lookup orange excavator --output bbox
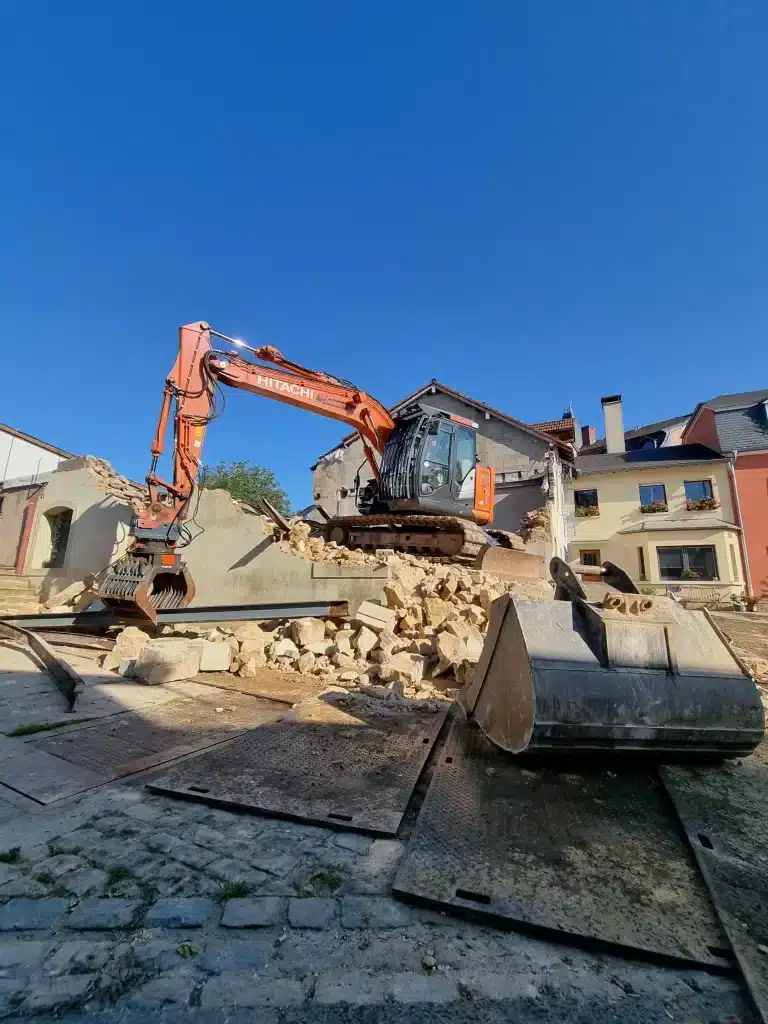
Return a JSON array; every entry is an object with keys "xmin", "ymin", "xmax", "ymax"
[{"xmin": 98, "ymin": 321, "xmax": 525, "ymax": 621}]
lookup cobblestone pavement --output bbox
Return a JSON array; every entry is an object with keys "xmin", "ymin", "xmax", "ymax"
[{"xmin": 0, "ymin": 778, "xmax": 754, "ymax": 1022}]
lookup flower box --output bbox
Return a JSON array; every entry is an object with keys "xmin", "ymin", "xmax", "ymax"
[
  {"xmin": 639, "ymin": 501, "xmax": 668, "ymax": 514},
  {"xmin": 575, "ymin": 505, "xmax": 599, "ymax": 518},
  {"xmin": 685, "ymin": 498, "xmax": 721, "ymax": 512}
]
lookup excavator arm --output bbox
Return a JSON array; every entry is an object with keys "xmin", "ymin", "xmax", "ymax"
[{"xmin": 141, "ymin": 321, "xmax": 396, "ymax": 531}]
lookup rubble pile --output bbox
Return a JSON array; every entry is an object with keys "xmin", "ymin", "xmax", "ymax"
[
  {"xmin": 83, "ymin": 456, "xmax": 148, "ymax": 516},
  {"xmin": 519, "ymin": 505, "xmax": 551, "ymax": 543},
  {"xmin": 103, "ymin": 526, "xmax": 551, "ymax": 700}
]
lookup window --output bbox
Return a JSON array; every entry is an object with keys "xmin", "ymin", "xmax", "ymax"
[
  {"xmin": 421, "ymin": 427, "xmax": 452, "ymax": 494},
  {"xmin": 580, "ymin": 549, "xmax": 602, "ymax": 580},
  {"xmin": 657, "ymin": 545, "xmax": 718, "ymax": 581},
  {"xmin": 637, "ymin": 547, "xmax": 646, "ymax": 581},
  {"xmin": 574, "ymin": 488, "xmax": 599, "ymax": 517},
  {"xmin": 684, "ymin": 479, "xmax": 719, "ymax": 511},
  {"xmin": 454, "ymin": 426, "xmax": 476, "ymax": 483},
  {"xmin": 684, "ymin": 480, "xmax": 712, "ymax": 502},
  {"xmin": 639, "ymin": 484, "xmax": 667, "ymax": 512}
]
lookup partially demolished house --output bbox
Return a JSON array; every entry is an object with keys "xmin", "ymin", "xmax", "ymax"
[
  {"xmin": 311, "ymin": 380, "xmax": 577, "ymax": 558},
  {"xmin": 0, "ymin": 427, "xmax": 146, "ymax": 605}
]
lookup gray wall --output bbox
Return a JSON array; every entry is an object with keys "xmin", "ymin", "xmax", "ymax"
[
  {"xmin": 312, "ymin": 388, "xmax": 552, "ymax": 531},
  {"xmin": 182, "ymin": 489, "xmax": 388, "ymax": 613}
]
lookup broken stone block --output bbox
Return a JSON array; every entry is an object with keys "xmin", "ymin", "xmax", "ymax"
[
  {"xmin": 304, "ymin": 641, "xmax": 334, "ymax": 656},
  {"xmin": 233, "ymin": 622, "xmax": 269, "ymax": 643},
  {"xmin": 378, "ymin": 653, "xmax": 427, "ymax": 687},
  {"xmin": 297, "ymin": 651, "xmax": 316, "ymax": 674},
  {"xmin": 383, "ymin": 582, "xmax": 408, "ymax": 609},
  {"xmin": 455, "ymin": 661, "xmax": 475, "ymax": 686},
  {"xmin": 390, "ymin": 563, "xmax": 426, "ymax": 592},
  {"xmin": 239, "ymin": 634, "xmax": 267, "ymax": 659},
  {"xmin": 352, "ymin": 626, "xmax": 378, "ymax": 655},
  {"xmin": 117, "ymin": 659, "xmax": 136, "ymax": 678},
  {"xmin": 333, "ymin": 636, "xmax": 352, "ymax": 656},
  {"xmin": 324, "ymin": 621, "xmax": 339, "ymax": 636},
  {"xmin": 238, "ymin": 652, "xmax": 266, "ymax": 676},
  {"xmin": 423, "ymin": 597, "xmax": 451, "ymax": 627},
  {"xmin": 332, "ymin": 651, "xmax": 359, "ymax": 671},
  {"xmin": 465, "ymin": 605, "xmax": 486, "ymax": 628},
  {"xmin": 435, "ymin": 632, "xmax": 466, "ymax": 676},
  {"xmin": 445, "ymin": 619, "xmax": 484, "ymax": 646},
  {"xmin": 408, "ymin": 637, "xmax": 436, "ymax": 657},
  {"xmin": 337, "ymin": 670, "xmax": 359, "ymax": 685},
  {"xmin": 270, "ymin": 638, "xmax": 300, "ymax": 661},
  {"xmin": 464, "ymin": 635, "xmax": 484, "ymax": 663},
  {"xmin": 354, "ymin": 601, "xmax": 397, "ymax": 634},
  {"xmin": 195, "ymin": 640, "xmax": 232, "ymax": 672},
  {"xmin": 291, "ymin": 618, "xmax": 326, "ymax": 647},
  {"xmin": 134, "ymin": 643, "xmax": 201, "ymax": 685},
  {"xmin": 478, "ymin": 586, "xmax": 502, "ymax": 615},
  {"xmin": 102, "ymin": 625, "xmax": 152, "ymax": 671}
]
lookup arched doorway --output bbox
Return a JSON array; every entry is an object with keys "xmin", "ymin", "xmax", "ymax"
[{"xmin": 43, "ymin": 507, "xmax": 73, "ymax": 569}]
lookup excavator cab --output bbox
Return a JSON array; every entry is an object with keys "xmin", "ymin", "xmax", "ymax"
[{"xmin": 362, "ymin": 405, "xmax": 494, "ymax": 524}]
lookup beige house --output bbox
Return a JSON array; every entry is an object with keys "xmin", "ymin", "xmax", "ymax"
[{"xmin": 569, "ymin": 396, "xmax": 745, "ymax": 598}]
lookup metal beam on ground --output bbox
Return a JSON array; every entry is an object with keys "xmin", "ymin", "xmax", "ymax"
[{"xmin": 0, "ymin": 601, "xmax": 349, "ymax": 632}]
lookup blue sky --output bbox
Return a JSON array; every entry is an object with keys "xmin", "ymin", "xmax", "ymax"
[{"xmin": 2, "ymin": 2, "xmax": 767, "ymax": 508}]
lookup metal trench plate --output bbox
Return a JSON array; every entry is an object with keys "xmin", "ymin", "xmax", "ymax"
[
  {"xmin": 15, "ymin": 696, "xmax": 285, "ymax": 803},
  {"xmin": 393, "ymin": 719, "xmax": 730, "ymax": 967},
  {"xmin": 661, "ymin": 740, "xmax": 768, "ymax": 1021},
  {"xmin": 148, "ymin": 703, "xmax": 448, "ymax": 835}
]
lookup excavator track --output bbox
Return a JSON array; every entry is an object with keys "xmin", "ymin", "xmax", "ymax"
[{"xmin": 325, "ymin": 514, "xmax": 489, "ymax": 561}]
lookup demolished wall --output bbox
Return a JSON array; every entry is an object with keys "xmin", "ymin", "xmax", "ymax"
[
  {"xmin": 25, "ymin": 458, "xmax": 138, "ymax": 602},
  {"xmin": 107, "ymin": 516, "xmax": 552, "ymax": 700},
  {"xmin": 179, "ymin": 489, "xmax": 390, "ymax": 613}
]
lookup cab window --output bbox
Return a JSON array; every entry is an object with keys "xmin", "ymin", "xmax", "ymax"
[
  {"xmin": 454, "ymin": 426, "xmax": 476, "ymax": 482},
  {"xmin": 421, "ymin": 427, "xmax": 452, "ymax": 493}
]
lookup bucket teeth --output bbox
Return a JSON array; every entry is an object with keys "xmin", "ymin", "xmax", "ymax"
[{"xmin": 97, "ymin": 556, "xmax": 195, "ymax": 624}]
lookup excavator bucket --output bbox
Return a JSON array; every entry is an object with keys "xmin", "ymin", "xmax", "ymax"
[
  {"xmin": 457, "ymin": 558, "xmax": 764, "ymax": 758},
  {"xmin": 473, "ymin": 543, "xmax": 545, "ymax": 581},
  {"xmin": 97, "ymin": 552, "xmax": 195, "ymax": 624}
]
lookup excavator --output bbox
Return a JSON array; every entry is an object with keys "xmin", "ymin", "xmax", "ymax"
[{"xmin": 97, "ymin": 320, "xmax": 536, "ymax": 622}]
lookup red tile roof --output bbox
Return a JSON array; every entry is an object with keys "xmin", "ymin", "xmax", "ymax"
[{"xmin": 529, "ymin": 418, "xmax": 573, "ymax": 433}]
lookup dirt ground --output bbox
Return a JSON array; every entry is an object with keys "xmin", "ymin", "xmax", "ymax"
[{"xmin": 711, "ymin": 611, "xmax": 768, "ymax": 684}]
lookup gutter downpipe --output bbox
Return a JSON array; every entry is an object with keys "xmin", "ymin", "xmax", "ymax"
[{"xmin": 728, "ymin": 451, "xmax": 753, "ymax": 596}]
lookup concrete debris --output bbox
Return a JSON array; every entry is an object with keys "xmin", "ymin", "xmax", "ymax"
[
  {"xmin": 82, "ymin": 455, "xmax": 149, "ymax": 516},
  {"xmin": 134, "ymin": 641, "xmax": 202, "ymax": 685},
  {"xmin": 354, "ymin": 601, "xmax": 397, "ymax": 634},
  {"xmin": 101, "ymin": 626, "xmax": 152, "ymax": 672},
  {"xmin": 519, "ymin": 505, "xmax": 551, "ymax": 543},
  {"xmin": 103, "ymin": 537, "xmax": 551, "ymax": 700}
]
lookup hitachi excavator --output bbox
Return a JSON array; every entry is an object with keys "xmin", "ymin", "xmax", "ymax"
[{"xmin": 97, "ymin": 321, "xmax": 533, "ymax": 622}]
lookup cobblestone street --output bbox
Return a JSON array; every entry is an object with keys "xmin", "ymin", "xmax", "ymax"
[{"xmin": 0, "ymin": 765, "xmax": 754, "ymax": 1022}]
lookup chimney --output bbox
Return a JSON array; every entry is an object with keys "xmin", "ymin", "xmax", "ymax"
[
  {"xmin": 601, "ymin": 394, "xmax": 626, "ymax": 454},
  {"xmin": 581, "ymin": 424, "xmax": 596, "ymax": 448}
]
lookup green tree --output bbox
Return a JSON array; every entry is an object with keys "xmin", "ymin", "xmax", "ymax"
[{"xmin": 200, "ymin": 460, "xmax": 290, "ymax": 513}]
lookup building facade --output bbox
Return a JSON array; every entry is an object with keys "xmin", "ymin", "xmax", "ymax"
[
  {"xmin": 682, "ymin": 391, "xmax": 768, "ymax": 599},
  {"xmin": 569, "ymin": 396, "xmax": 745, "ymax": 598}
]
